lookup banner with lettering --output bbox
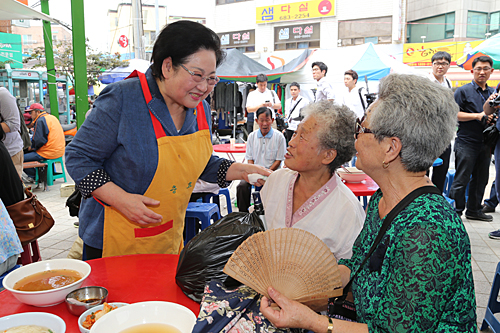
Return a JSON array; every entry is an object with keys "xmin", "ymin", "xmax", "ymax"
[
  {"xmin": 256, "ymin": 0, "xmax": 335, "ymax": 24},
  {"xmin": 403, "ymin": 40, "xmax": 483, "ymax": 66}
]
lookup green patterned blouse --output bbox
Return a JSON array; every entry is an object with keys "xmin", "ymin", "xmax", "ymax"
[{"xmin": 338, "ymin": 189, "xmax": 477, "ymax": 332}]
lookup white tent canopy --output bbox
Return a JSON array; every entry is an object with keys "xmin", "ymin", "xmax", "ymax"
[{"xmin": 0, "ymin": 0, "xmax": 57, "ymax": 22}]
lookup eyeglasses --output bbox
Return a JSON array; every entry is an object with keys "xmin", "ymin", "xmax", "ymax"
[
  {"xmin": 355, "ymin": 116, "xmax": 373, "ymax": 139},
  {"xmin": 180, "ymin": 64, "xmax": 219, "ymax": 85},
  {"xmin": 473, "ymin": 67, "xmax": 492, "ymax": 72},
  {"xmin": 432, "ymin": 62, "xmax": 449, "ymax": 67}
]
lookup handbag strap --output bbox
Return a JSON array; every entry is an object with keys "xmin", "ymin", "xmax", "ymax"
[
  {"xmin": 286, "ymin": 98, "xmax": 303, "ymax": 122},
  {"xmin": 341, "ymin": 185, "xmax": 442, "ymax": 297}
]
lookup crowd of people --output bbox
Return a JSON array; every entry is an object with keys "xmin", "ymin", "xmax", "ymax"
[{"xmin": 2, "ymin": 19, "xmax": 500, "ymax": 332}]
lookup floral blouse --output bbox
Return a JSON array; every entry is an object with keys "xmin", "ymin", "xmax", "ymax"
[
  {"xmin": 338, "ymin": 189, "xmax": 477, "ymax": 332},
  {"xmin": 0, "ymin": 198, "xmax": 23, "ymax": 263}
]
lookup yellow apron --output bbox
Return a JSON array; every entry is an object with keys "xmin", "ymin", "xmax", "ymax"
[{"xmin": 102, "ymin": 71, "xmax": 212, "ymax": 257}]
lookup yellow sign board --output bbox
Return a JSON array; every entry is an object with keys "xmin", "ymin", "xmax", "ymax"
[
  {"xmin": 256, "ymin": 0, "xmax": 335, "ymax": 24},
  {"xmin": 453, "ymin": 80, "xmax": 500, "ymax": 88},
  {"xmin": 403, "ymin": 41, "xmax": 483, "ymax": 66}
]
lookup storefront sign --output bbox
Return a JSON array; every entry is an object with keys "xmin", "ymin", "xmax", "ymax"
[
  {"xmin": 274, "ymin": 23, "xmax": 320, "ymax": 42},
  {"xmin": 257, "ymin": 0, "xmax": 335, "ymax": 24},
  {"xmin": 0, "ymin": 32, "xmax": 23, "ymax": 69},
  {"xmin": 403, "ymin": 40, "xmax": 483, "ymax": 66},
  {"xmin": 218, "ymin": 30, "xmax": 255, "ymax": 48},
  {"xmin": 119, "ymin": 35, "xmax": 129, "ymax": 48}
]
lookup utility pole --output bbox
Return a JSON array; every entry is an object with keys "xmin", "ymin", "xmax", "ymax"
[{"xmin": 131, "ymin": 0, "xmax": 145, "ymax": 59}]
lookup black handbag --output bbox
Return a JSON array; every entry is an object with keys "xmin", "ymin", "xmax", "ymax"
[
  {"xmin": 328, "ymin": 185, "xmax": 442, "ymax": 322},
  {"xmin": 483, "ymin": 123, "xmax": 499, "ymax": 148}
]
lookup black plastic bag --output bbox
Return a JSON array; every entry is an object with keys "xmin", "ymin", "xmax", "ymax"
[{"xmin": 176, "ymin": 211, "xmax": 265, "ymax": 302}]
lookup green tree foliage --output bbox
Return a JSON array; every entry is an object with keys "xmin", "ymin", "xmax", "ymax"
[
  {"xmin": 0, "ymin": 60, "xmax": 13, "ymax": 69},
  {"xmin": 23, "ymin": 39, "xmax": 124, "ymax": 86}
]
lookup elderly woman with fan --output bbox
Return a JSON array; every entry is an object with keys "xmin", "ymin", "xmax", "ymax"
[
  {"xmin": 260, "ymin": 74, "xmax": 477, "ymax": 332},
  {"xmin": 260, "ymin": 100, "xmax": 365, "ymax": 260}
]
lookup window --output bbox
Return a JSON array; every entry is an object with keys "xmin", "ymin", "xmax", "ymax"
[
  {"xmin": 52, "ymin": 35, "xmax": 57, "ymax": 41},
  {"xmin": 489, "ymin": 11, "xmax": 499, "ymax": 36},
  {"xmin": 143, "ymin": 10, "xmax": 148, "ymax": 24},
  {"xmin": 339, "ymin": 16, "xmax": 392, "ymax": 47},
  {"xmin": 467, "ymin": 11, "xmax": 488, "ymax": 38},
  {"xmin": 22, "ymin": 35, "xmax": 33, "ymax": 44},
  {"xmin": 407, "ymin": 12, "xmax": 455, "ymax": 43}
]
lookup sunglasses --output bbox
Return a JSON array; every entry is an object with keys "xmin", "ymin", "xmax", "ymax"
[{"xmin": 355, "ymin": 116, "xmax": 373, "ymax": 139}]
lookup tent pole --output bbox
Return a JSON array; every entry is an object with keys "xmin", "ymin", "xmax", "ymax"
[
  {"xmin": 233, "ymin": 82, "xmax": 236, "ymax": 140},
  {"xmin": 70, "ymin": 0, "xmax": 89, "ymax": 128},
  {"xmin": 40, "ymin": 0, "xmax": 59, "ymax": 120}
]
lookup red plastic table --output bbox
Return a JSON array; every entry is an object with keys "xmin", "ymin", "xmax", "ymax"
[
  {"xmin": 213, "ymin": 143, "xmax": 246, "ymax": 161},
  {"xmin": 0, "ymin": 254, "xmax": 200, "ymax": 333},
  {"xmin": 342, "ymin": 176, "xmax": 379, "ymax": 208}
]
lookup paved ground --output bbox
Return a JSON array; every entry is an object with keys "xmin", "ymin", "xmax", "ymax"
[{"xmin": 11, "ymin": 153, "xmax": 500, "ymax": 330}]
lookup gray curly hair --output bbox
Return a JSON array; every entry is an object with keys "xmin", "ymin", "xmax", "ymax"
[
  {"xmin": 370, "ymin": 73, "xmax": 458, "ymax": 172},
  {"xmin": 301, "ymin": 101, "xmax": 357, "ymax": 174}
]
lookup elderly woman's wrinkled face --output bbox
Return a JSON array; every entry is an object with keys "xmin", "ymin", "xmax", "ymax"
[
  {"xmin": 160, "ymin": 49, "xmax": 217, "ymax": 110},
  {"xmin": 354, "ymin": 102, "xmax": 382, "ymax": 172},
  {"xmin": 285, "ymin": 116, "xmax": 326, "ymax": 172}
]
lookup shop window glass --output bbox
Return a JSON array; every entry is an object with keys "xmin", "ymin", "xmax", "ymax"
[
  {"xmin": 364, "ymin": 36, "xmax": 378, "ymax": 44},
  {"xmin": 467, "ymin": 11, "xmax": 488, "ymax": 38}
]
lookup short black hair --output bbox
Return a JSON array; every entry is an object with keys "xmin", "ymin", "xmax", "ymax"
[
  {"xmin": 151, "ymin": 20, "xmax": 225, "ymax": 81},
  {"xmin": 256, "ymin": 107, "xmax": 273, "ymax": 119},
  {"xmin": 256, "ymin": 74, "xmax": 268, "ymax": 83},
  {"xmin": 431, "ymin": 51, "xmax": 451, "ymax": 64},
  {"xmin": 312, "ymin": 61, "xmax": 328, "ymax": 75},
  {"xmin": 344, "ymin": 69, "xmax": 358, "ymax": 82},
  {"xmin": 472, "ymin": 55, "xmax": 493, "ymax": 69},
  {"xmin": 290, "ymin": 82, "xmax": 300, "ymax": 89}
]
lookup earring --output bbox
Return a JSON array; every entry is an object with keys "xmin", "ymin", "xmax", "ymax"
[{"xmin": 382, "ymin": 161, "xmax": 390, "ymax": 169}]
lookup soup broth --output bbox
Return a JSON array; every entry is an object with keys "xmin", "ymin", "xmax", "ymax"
[
  {"xmin": 13, "ymin": 269, "xmax": 82, "ymax": 291},
  {"xmin": 119, "ymin": 323, "xmax": 181, "ymax": 333}
]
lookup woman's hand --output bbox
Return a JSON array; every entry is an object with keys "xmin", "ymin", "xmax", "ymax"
[
  {"xmin": 226, "ymin": 163, "xmax": 272, "ymax": 187},
  {"xmin": 260, "ymin": 287, "xmax": 324, "ymax": 330},
  {"xmin": 92, "ymin": 182, "xmax": 163, "ymax": 225}
]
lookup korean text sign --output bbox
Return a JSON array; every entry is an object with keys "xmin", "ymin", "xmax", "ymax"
[{"xmin": 256, "ymin": 0, "xmax": 335, "ymax": 24}]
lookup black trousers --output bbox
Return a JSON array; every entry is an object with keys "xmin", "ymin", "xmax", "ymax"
[
  {"xmin": 236, "ymin": 179, "xmax": 252, "ymax": 213},
  {"xmin": 431, "ymin": 144, "xmax": 451, "ymax": 193}
]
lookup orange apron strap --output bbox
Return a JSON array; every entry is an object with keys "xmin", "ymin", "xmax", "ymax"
[{"xmin": 135, "ymin": 71, "xmax": 167, "ymax": 139}]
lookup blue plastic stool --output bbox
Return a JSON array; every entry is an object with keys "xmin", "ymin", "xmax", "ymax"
[
  {"xmin": 38, "ymin": 156, "xmax": 67, "ymax": 186},
  {"xmin": 481, "ymin": 262, "xmax": 500, "ymax": 332},
  {"xmin": 432, "ymin": 158, "xmax": 443, "ymax": 167},
  {"xmin": 184, "ymin": 202, "xmax": 221, "ymax": 245},
  {"xmin": 0, "ymin": 264, "xmax": 20, "ymax": 287},
  {"xmin": 203, "ymin": 188, "xmax": 232, "ymax": 214},
  {"xmin": 443, "ymin": 169, "xmax": 455, "ymax": 196}
]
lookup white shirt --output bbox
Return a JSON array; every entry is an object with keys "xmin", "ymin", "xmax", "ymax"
[
  {"xmin": 342, "ymin": 86, "xmax": 366, "ymax": 119},
  {"xmin": 245, "ymin": 128, "xmax": 286, "ymax": 168},
  {"xmin": 284, "ymin": 96, "xmax": 309, "ymax": 131},
  {"xmin": 246, "ymin": 88, "xmax": 280, "ymax": 118},
  {"xmin": 261, "ymin": 168, "xmax": 365, "ymax": 259},
  {"xmin": 427, "ymin": 72, "xmax": 452, "ymax": 89},
  {"xmin": 315, "ymin": 77, "xmax": 335, "ymax": 102}
]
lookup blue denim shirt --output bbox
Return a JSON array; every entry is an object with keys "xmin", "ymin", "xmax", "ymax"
[{"xmin": 65, "ymin": 67, "xmax": 225, "ymax": 249}]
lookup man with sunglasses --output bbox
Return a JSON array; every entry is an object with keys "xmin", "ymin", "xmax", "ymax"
[
  {"xmin": 449, "ymin": 56, "xmax": 496, "ymax": 221},
  {"xmin": 427, "ymin": 52, "xmax": 453, "ymax": 194}
]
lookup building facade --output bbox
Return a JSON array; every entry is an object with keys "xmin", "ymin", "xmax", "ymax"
[{"xmin": 11, "ymin": 20, "xmax": 71, "ymax": 56}]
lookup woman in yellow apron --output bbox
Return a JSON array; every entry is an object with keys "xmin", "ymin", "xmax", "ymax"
[{"xmin": 65, "ymin": 21, "xmax": 270, "ymax": 260}]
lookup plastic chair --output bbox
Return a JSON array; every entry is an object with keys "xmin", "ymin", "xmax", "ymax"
[
  {"xmin": 443, "ymin": 169, "xmax": 455, "ymax": 196},
  {"xmin": 481, "ymin": 262, "xmax": 500, "ymax": 332},
  {"xmin": 17, "ymin": 240, "xmax": 42, "ymax": 265},
  {"xmin": 184, "ymin": 202, "xmax": 221, "ymax": 245},
  {"xmin": 0, "ymin": 264, "xmax": 21, "ymax": 287},
  {"xmin": 203, "ymin": 188, "xmax": 232, "ymax": 214},
  {"xmin": 38, "ymin": 156, "xmax": 67, "ymax": 186}
]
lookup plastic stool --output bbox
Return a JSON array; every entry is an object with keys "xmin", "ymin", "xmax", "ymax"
[
  {"xmin": 0, "ymin": 264, "xmax": 21, "ymax": 287},
  {"xmin": 481, "ymin": 262, "xmax": 500, "ymax": 332},
  {"xmin": 184, "ymin": 202, "xmax": 221, "ymax": 245},
  {"xmin": 17, "ymin": 240, "xmax": 42, "ymax": 265},
  {"xmin": 443, "ymin": 195, "xmax": 455, "ymax": 209},
  {"xmin": 39, "ymin": 156, "xmax": 67, "ymax": 186},
  {"xmin": 203, "ymin": 188, "xmax": 232, "ymax": 214},
  {"xmin": 443, "ymin": 169, "xmax": 455, "ymax": 196}
]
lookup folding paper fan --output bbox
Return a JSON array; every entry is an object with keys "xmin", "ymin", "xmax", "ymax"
[{"xmin": 223, "ymin": 228, "xmax": 343, "ymax": 304}]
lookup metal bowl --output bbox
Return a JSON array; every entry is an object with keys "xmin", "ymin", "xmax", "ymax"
[{"xmin": 65, "ymin": 286, "xmax": 108, "ymax": 316}]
